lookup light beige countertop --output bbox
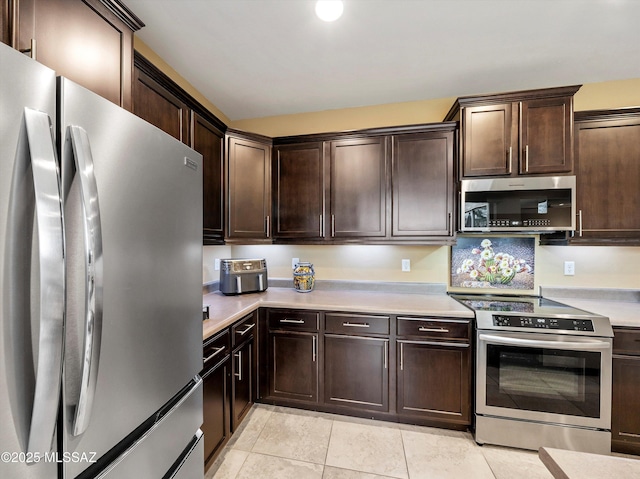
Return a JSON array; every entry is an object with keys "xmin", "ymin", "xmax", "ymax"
[
  {"xmin": 545, "ymin": 298, "xmax": 639, "ymax": 328},
  {"xmin": 539, "ymin": 447, "xmax": 640, "ymax": 479},
  {"xmin": 202, "ymin": 287, "xmax": 474, "ymax": 340}
]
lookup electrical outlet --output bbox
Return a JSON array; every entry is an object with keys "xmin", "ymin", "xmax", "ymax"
[
  {"xmin": 564, "ymin": 261, "xmax": 575, "ymax": 276},
  {"xmin": 402, "ymin": 259, "xmax": 411, "ymax": 272},
  {"xmin": 214, "ymin": 258, "xmax": 220, "ymax": 271},
  {"xmin": 292, "ymin": 257, "xmax": 299, "ymax": 269}
]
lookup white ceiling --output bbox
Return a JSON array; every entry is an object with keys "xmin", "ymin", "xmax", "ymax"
[{"xmin": 125, "ymin": 0, "xmax": 640, "ymax": 121}]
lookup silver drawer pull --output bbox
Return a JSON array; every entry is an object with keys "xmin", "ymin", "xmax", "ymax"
[
  {"xmin": 203, "ymin": 346, "xmax": 225, "ymax": 362},
  {"xmin": 419, "ymin": 327, "xmax": 449, "ymax": 333},
  {"xmin": 280, "ymin": 319, "xmax": 305, "ymax": 324},
  {"xmin": 237, "ymin": 323, "xmax": 255, "ymax": 336},
  {"xmin": 343, "ymin": 322, "xmax": 370, "ymax": 328}
]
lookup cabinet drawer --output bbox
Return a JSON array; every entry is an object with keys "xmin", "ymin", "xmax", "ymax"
[
  {"xmin": 232, "ymin": 313, "xmax": 256, "ymax": 347},
  {"xmin": 203, "ymin": 329, "xmax": 230, "ymax": 370},
  {"xmin": 397, "ymin": 317, "xmax": 470, "ymax": 341},
  {"xmin": 613, "ymin": 328, "xmax": 640, "ymax": 356},
  {"xmin": 325, "ymin": 313, "xmax": 390, "ymax": 336},
  {"xmin": 268, "ymin": 309, "xmax": 320, "ymax": 332}
]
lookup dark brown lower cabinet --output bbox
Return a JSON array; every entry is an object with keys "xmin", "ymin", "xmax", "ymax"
[
  {"xmin": 612, "ymin": 327, "xmax": 640, "ymax": 455},
  {"xmin": 231, "ymin": 338, "xmax": 253, "ymax": 431},
  {"xmin": 397, "ymin": 341, "xmax": 471, "ymax": 427},
  {"xmin": 202, "ymin": 357, "xmax": 230, "ymax": 470},
  {"xmin": 269, "ymin": 331, "xmax": 319, "ymax": 403},
  {"xmin": 324, "ymin": 335, "xmax": 389, "ymax": 412}
]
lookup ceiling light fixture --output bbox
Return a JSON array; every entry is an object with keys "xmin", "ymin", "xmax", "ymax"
[{"xmin": 315, "ymin": 0, "xmax": 344, "ymax": 22}]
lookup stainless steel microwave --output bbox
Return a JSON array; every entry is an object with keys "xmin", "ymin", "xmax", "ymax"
[{"xmin": 460, "ymin": 176, "xmax": 576, "ymax": 233}]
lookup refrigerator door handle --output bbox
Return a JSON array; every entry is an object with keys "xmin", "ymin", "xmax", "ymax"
[
  {"xmin": 68, "ymin": 125, "xmax": 104, "ymax": 436},
  {"xmin": 22, "ymin": 108, "xmax": 66, "ymax": 455}
]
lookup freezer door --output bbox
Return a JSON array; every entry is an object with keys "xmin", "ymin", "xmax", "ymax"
[
  {"xmin": 85, "ymin": 379, "xmax": 203, "ymax": 479},
  {"xmin": 0, "ymin": 44, "xmax": 61, "ymax": 479},
  {"xmin": 58, "ymin": 78, "xmax": 203, "ymax": 477}
]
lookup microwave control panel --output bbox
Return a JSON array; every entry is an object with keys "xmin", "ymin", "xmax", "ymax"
[{"xmin": 492, "ymin": 315, "xmax": 595, "ymax": 332}]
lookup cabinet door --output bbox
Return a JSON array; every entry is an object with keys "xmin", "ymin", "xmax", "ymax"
[
  {"xmin": 574, "ymin": 116, "xmax": 640, "ymax": 242},
  {"xmin": 273, "ymin": 142, "xmax": 325, "ymax": 239},
  {"xmin": 330, "ymin": 137, "xmax": 387, "ymax": 237},
  {"xmin": 227, "ymin": 136, "xmax": 271, "ymax": 239},
  {"xmin": 462, "ymin": 103, "xmax": 514, "ymax": 177},
  {"xmin": 397, "ymin": 341, "xmax": 471, "ymax": 426},
  {"xmin": 612, "ymin": 356, "xmax": 640, "ymax": 454},
  {"xmin": 520, "ymin": 96, "xmax": 573, "ymax": 174},
  {"xmin": 324, "ymin": 335, "xmax": 389, "ymax": 412},
  {"xmin": 133, "ymin": 65, "xmax": 189, "ymax": 142},
  {"xmin": 13, "ymin": 0, "xmax": 138, "ymax": 109},
  {"xmin": 268, "ymin": 331, "xmax": 319, "ymax": 403},
  {"xmin": 202, "ymin": 359, "xmax": 230, "ymax": 469},
  {"xmin": 231, "ymin": 339, "xmax": 253, "ymax": 431},
  {"xmin": 392, "ymin": 131, "xmax": 454, "ymax": 237},
  {"xmin": 192, "ymin": 113, "xmax": 224, "ymax": 244}
]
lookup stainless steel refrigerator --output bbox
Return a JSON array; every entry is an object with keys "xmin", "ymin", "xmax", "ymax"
[{"xmin": 1, "ymin": 42, "xmax": 204, "ymax": 478}]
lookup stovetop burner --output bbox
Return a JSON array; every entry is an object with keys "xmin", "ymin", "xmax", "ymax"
[{"xmin": 449, "ymin": 293, "xmax": 613, "ymax": 337}]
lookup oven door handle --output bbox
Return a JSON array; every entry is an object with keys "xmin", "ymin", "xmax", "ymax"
[{"xmin": 478, "ymin": 334, "xmax": 611, "ymax": 351}]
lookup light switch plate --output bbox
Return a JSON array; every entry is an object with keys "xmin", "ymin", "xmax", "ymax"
[
  {"xmin": 292, "ymin": 257, "xmax": 299, "ymax": 269},
  {"xmin": 402, "ymin": 259, "xmax": 411, "ymax": 272},
  {"xmin": 214, "ymin": 258, "xmax": 220, "ymax": 271}
]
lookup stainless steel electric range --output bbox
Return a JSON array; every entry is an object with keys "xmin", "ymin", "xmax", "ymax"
[{"xmin": 451, "ymin": 294, "xmax": 613, "ymax": 455}]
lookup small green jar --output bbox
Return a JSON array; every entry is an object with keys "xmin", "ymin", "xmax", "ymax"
[{"xmin": 293, "ymin": 262, "xmax": 315, "ymax": 293}]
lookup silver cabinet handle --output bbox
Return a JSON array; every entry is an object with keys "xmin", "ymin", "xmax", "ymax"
[
  {"xmin": 237, "ymin": 322, "xmax": 255, "ymax": 336},
  {"xmin": 16, "ymin": 109, "xmax": 65, "ymax": 456},
  {"xmin": 400, "ymin": 342, "xmax": 404, "ymax": 371},
  {"xmin": 508, "ymin": 146, "xmax": 513, "ymax": 174},
  {"xmin": 280, "ymin": 318, "xmax": 305, "ymax": 324},
  {"xmin": 384, "ymin": 341, "xmax": 388, "ymax": 369},
  {"xmin": 68, "ymin": 125, "xmax": 104, "ymax": 437},
  {"xmin": 234, "ymin": 350, "xmax": 243, "ymax": 381},
  {"xmin": 525, "ymin": 144, "xmax": 529, "ymax": 172},
  {"xmin": 20, "ymin": 38, "xmax": 37, "ymax": 59},
  {"xmin": 312, "ymin": 336, "xmax": 317, "ymax": 362},
  {"xmin": 343, "ymin": 322, "xmax": 370, "ymax": 328},
  {"xmin": 320, "ymin": 214, "xmax": 323, "ymax": 237},
  {"xmin": 578, "ymin": 209, "xmax": 583, "ymax": 237},
  {"xmin": 265, "ymin": 215, "xmax": 270, "ymax": 238},
  {"xmin": 331, "ymin": 214, "xmax": 336, "ymax": 237},
  {"xmin": 448, "ymin": 212, "xmax": 452, "ymax": 236},
  {"xmin": 203, "ymin": 346, "xmax": 226, "ymax": 363},
  {"xmin": 418, "ymin": 327, "xmax": 449, "ymax": 333}
]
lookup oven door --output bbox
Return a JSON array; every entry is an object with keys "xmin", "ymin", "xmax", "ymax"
[{"xmin": 477, "ymin": 331, "xmax": 611, "ymax": 429}]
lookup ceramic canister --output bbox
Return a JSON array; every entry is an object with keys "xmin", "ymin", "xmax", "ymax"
[{"xmin": 293, "ymin": 262, "xmax": 315, "ymax": 292}]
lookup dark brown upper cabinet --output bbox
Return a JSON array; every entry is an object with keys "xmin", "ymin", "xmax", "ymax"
[
  {"xmin": 272, "ymin": 142, "xmax": 325, "ymax": 239},
  {"xmin": 571, "ymin": 108, "xmax": 640, "ymax": 245},
  {"xmin": 4, "ymin": 0, "xmax": 144, "ymax": 110},
  {"xmin": 226, "ymin": 131, "xmax": 272, "ymax": 241},
  {"xmin": 391, "ymin": 125, "xmax": 456, "ymax": 239},
  {"xmin": 133, "ymin": 59, "xmax": 189, "ymax": 142},
  {"xmin": 330, "ymin": 137, "xmax": 388, "ymax": 238},
  {"xmin": 445, "ymin": 85, "xmax": 580, "ymax": 179},
  {"xmin": 132, "ymin": 52, "xmax": 227, "ymax": 245},
  {"xmin": 193, "ymin": 113, "xmax": 225, "ymax": 245}
]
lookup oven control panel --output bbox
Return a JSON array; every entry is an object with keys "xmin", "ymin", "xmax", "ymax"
[{"xmin": 492, "ymin": 315, "xmax": 595, "ymax": 332}]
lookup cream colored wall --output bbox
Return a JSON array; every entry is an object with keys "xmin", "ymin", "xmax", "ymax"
[
  {"xmin": 203, "ymin": 245, "xmax": 232, "ymax": 283},
  {"xmin": 230, "ymin": 79, "xmax": 640, "ymax": 138},
  {"xmin": 203, "ymin": 244, "xmax": 640, "ymax": 290},
  {"xmin": 133, "ymin": 38, "xmax": 231, "ymax": 125}
]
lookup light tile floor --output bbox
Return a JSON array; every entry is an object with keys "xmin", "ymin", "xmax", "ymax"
[{"xmin": 205, "ymin": 404, "xmax": 556, "ymax": 479}]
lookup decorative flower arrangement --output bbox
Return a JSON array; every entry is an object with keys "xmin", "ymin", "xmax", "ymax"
[{"xmin": 456, "ymin": 239, "xmax": 532, "ymax": 285}]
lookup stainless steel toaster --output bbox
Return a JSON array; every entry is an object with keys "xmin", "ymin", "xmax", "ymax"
[{"xmin": 219, "ymin": 258, "xmax": 268, "ymax": 295}]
